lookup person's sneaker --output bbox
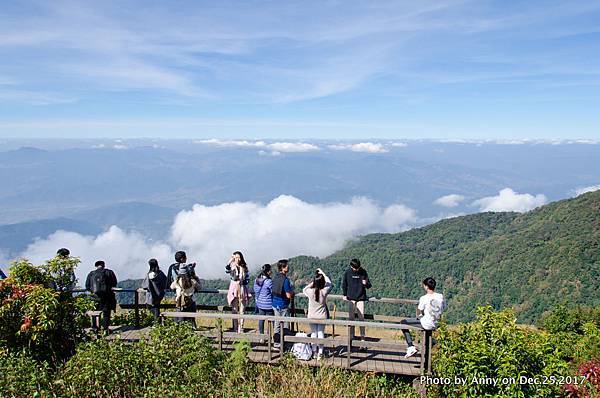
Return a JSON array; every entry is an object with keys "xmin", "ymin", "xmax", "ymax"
[
  {"xmin": 404, "ymin": 346, "xmax": 418, "ymax": 358},
  {"xmin": 273, "ymin": 342, "xmax": 280, "ymax": 349},
  {"xmin": 316, "ymin": 353, "xmax": 322, "ymax": 361}
]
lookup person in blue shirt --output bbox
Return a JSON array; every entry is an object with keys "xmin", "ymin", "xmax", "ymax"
[{"xmin": 271, "ymin": 259, "xmax": 294, "ymax": 344}]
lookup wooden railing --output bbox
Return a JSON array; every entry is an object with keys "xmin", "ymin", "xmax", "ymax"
[
  {"xmin": 76, "ymin": 287, "xmax": 418, "ymax": 328},
  {"xmin": 159, "ymin": 311, "xmax": 433, "ymax": 374}
]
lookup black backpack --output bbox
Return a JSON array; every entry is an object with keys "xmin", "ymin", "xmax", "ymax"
[{"xmin": 91, "ymin": 269, "xmax": 109, "ymax": 294}]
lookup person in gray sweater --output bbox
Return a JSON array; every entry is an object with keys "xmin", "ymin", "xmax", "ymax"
[{"xmin": 302, "ymin": 268, "xmax": 333, "ymax": 360}]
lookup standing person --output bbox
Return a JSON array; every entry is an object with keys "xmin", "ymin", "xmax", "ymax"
[
  {"xmin": 141, "ymin": 258, "xmax": 167, "ymax": 323},
  {"xmin": 52, "ymin": 248, "xmax": 77, "ymax": 291},
  {"xmin": 342, "ymin": 258, "xmax": 372, "ymax": 343},
  {"xmin": 303, "ymin": 268, "xmax": 333, "ymax": 360},
  {"xmin": 167, "ymin": 251, "xmax": 197, "ymax": 288},
  {"xmin": 170, "ymin": 264, "xmax": 201, "ymax": 326},
  {"xmin": 85, "ymin": 260, "xmax": 118, "ymax": 333},
  {"xmin": 226, "ymin": 251, "xmax": 250, "ymax": 333},
  {"xmin": 271, "ymin": 259, "xmax": 294, "ymax": 346},
  {"xmin": 254, "ymin": 264, "xmax": 274, "ymax": 337},
  {"xmin": 402, "ymin": 277, "xmax": 446, "ymax": 358}
]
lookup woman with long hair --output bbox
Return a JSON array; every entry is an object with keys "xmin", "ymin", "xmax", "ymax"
[
  {"xmin": 226, "ymin": 251, "xmax": 250, "ymax": 333},
  {"xmin": 302, "ymin": 268, "xmax": 333, "ymax": 360},
  {"xmin": 142, "ymin": 258, "xmax": 167, "ymax": 322}
]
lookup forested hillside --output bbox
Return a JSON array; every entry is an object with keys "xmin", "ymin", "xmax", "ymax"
[{"xmin": 288, "ymin": 190, "xmax": 600, "ymax": 323}]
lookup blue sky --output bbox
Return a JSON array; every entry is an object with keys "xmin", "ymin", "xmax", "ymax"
[{"xmin": 1, "ymin": 1, "xmax": 600, "ymax": 139}]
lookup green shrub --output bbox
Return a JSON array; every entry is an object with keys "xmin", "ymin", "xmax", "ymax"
[
  {"xmin": 540, "ymin": 305, "xmax": 600, "ymax": 335},
  {"xmin": 432, "ymin": 306, "xmax": 571, "ymax": 397},
  {"xmin": 0, "ymin": 350, "xmax": 53, "ymax": 398},
  {"xmin": 0, "ymin": 258, "xmax": 94, "ymax": 362},
  {"xmin": 111, "ymin": 308, "xmax": 155, "ymax": 327},
  {"xmin": 56, "ymin": 322, "xmax": 226, "ymax": 397}
]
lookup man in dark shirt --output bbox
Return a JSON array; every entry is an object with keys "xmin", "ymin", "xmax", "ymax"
[
  {"xmin": 342, "ymin": 258, "xmax": 372, "ymax": 341},
  {"xmin": 85, "ymin": 260, "xmax": 118, "ymax": 333}
]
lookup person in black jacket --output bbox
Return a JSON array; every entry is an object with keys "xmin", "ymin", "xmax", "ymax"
[
  {"xmin": 342, "ymin": 258, "xmax": 371, "ymax": 342},
  {"xmin": 85, "ymin": 260, "xmax": 118, "ymax": 333},
  {"xmin": 142, "ymin": 258, "xmax": 167, "ymax": 323}
]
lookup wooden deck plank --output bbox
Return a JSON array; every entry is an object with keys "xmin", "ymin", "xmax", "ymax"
[{"xmin": 102, "ymin": 325, "xmax": 425, "ymax": 376}]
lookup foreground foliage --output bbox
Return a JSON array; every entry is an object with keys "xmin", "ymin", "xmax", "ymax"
[
  {"xmin": 432, "ymin": 306, "xmax": 599, "ymax": 398},
  {"xmin": 0, "ymin": 322, "xmax": 415, "ymax": 398},
  {"xmin": 0, "ymin": 258, "xmax": 93, "ymax": 362}
]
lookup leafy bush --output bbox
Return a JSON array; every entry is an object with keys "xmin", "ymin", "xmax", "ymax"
[
  {"xmin": 540, "ymin": 305, "xmax": 600, "ymax": 335},
  {"xmin": 564, "ymin": 359, "xmax": 600, "ymax": 398},
  {"xmin": 0, "ymin": 350, "xmax": 52, "ymax": 398},
  {"xmin": 111, "ymin": 308, "xmax": 155, "ymax": 327},
  {"xmin": 540, "ymin": 305, "xmax": 600, "ymax": 365},
  {"xmin": 432, "ymin": 306, "xmax": 571, "ymax": 397},
  {"xmin": 56, "ymin": 322, "xmax": 226, "ymax": 397},
  {"xmin": 0, "ymin": 258, "xmax": 94, "ymax": 362}
]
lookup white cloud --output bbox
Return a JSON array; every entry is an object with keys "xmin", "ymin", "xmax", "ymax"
[
  {"xmin": 574, "ymin": 184, "xmax": 600, "ymax": 196},
  {"xmin": 472, "ymin": 188, "xmax": 547, "ymax": 213},
  {"xmin": 328, "ymin": 142, "xmax": 389, "ymax": 153},
  {"xmin": 195, "ymin": 139, "xmax": 319, "ymax": 153},
  {"xmin": 22, "ymin": 226, "xmax": 173, "ymax": 283},
  {"xmin": 391, "ymin": 142, "xmax": 408, "ymax": 147},
  {"xmin": 268, "ymin": 142, "xmax": 319, "ymax": 153},
  {"xmin": 170, "ymin": 195, "xmax": 416, "ymax": 278},
  {"xmin": 434, "ymin": 194, "xmax": 465, "ymax": 208},
  {"xmin": 21, "ymin": 196, "xmax": 418, "ymax": 280}
]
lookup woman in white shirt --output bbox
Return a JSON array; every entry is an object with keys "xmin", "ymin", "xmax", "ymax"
[{"xmin": 302, "ymin": 268, "xmax": 333, "ymax": 360}]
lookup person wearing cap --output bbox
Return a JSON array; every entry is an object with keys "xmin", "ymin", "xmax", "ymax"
[
  {"xmin": 85, "ymin": 260, "xmax": 118, "ymax": 333},
  {"xmin": 141, "ymin": 258, "xmax": 167, "ymax": 323}
]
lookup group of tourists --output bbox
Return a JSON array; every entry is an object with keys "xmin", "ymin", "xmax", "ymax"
[{"xmin": 1, "ymin": 247, "xmax": 446, "ymax": 358}]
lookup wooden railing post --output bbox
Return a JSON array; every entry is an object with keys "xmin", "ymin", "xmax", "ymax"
[
  {"xmin": 420, "ymin": 330, "xmax": 426, "ymax": 374},
  {"xmin": 426, "ymin": 330, "xmax": 433, "ymax": 374},
  {"xmin": 267, "ymin": 319, "xmax": 272, "ymax": 362},
  {"xmin": 279, "ymin": 321, "xmax": 284, "ymax": 358},
  {"xmin": 346, "ymin": 325, "xmax": 352, "ymax": 368},
  {"xmin": 134, "ymin": 290, "xmax": 140, "ymax": 328},
  {"xmin": 218, "ymin": 318, "xmax": 223, "ymax": 351}
]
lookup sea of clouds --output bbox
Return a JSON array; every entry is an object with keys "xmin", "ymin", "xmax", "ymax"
[{"xmin": 16, "ymin": 188, "xmax": 556, "ymax": 283}]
